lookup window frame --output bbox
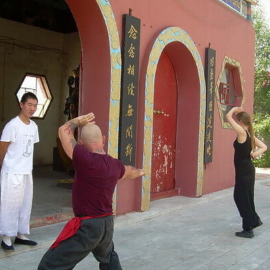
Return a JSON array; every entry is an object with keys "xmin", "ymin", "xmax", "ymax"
[
  {"xmin": 16, "ymin": 73, "xmax": 53, "ymax": 120},
  {"xmin": 215, "ymin": 57, "xmax": 244, "ymax": 128}
]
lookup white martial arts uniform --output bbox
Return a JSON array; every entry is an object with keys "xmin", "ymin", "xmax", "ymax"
[{"xmin": 0, "ymin": 116, "xmax": 39, "ymax": 237}]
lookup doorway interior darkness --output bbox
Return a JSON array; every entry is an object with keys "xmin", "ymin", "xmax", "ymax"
[{"xmin": 0, "ymin": 0, "xmax": 77, "ymax": 33}]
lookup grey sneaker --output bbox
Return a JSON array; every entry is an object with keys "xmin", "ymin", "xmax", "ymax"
[{"xmin": 235, "ymin": 229, "xmax": 254, "ymax": 238}]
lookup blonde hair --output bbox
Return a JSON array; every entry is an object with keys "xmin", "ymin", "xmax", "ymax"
[{"xmin": 236, "ymin": 112, "xmax": 255, "ymax": 151}]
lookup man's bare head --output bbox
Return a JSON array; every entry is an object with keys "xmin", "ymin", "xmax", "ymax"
[{"xmin": 81, "ymin": 124, "xmax": 102, "ymax": 144}]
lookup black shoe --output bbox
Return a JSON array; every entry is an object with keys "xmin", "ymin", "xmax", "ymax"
[
  {"xmin": 14, "ymin": 237, "xmax": 37, "ymax": 246},
  {"xmin": 253, "ymin": 219, "xmax": 263, "ymax": 229},
  {"xmin": 1, "ymin": 241, "xmax": 14, "ymax": 252},
  {"xmin": 235, "ymin": 229, "xmax": 254, "ymax": 238}
]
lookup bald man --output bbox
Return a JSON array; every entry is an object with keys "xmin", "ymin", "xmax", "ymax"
[{"xmin": 38, "ymin": 113, "xmax": 145, "ymax": 270}]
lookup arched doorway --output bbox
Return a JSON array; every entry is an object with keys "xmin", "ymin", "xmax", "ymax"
[
  {"xmin": 0, "ymin": 0, "xmax": 82, "ymax": 224},
  {"xmin": 142, "ymin": 27, "xmax": 206, "ymax": 211},
  {"xmin": 0, "ymin": 0, "xmax": 122, "ymax": 224},
  {"xmin": 151, "ymin": 51, "xmax": 178, "ymax": 201},
  {"xmin": 66, "ymin": 0, "xmax": 121, "ymax": 156}
]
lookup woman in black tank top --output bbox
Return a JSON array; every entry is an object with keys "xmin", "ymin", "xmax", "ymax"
[{"xmin": 226, "ymin": 107, "xmax": 267, "ymax": 238}]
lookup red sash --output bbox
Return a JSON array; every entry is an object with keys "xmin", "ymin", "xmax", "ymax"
[{"xmin": 51, "ymin": 214, "xmax": 111, "ymax": 249}]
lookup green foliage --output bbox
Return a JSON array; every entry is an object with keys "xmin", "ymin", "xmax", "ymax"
[
  {"xmin": 253, "ymin": 114, "xmax": 270, "ymax": 141},
  {"xmin": 253, "ymin": 150, "xmax": 270, "ymax": 168},
  {"xmin": 252, "ymin": 2, "xmax": 270, "ymax": 161}
]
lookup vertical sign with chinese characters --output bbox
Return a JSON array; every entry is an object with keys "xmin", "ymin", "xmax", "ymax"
[
  {"xmin": 119, "ymin": 14, "xmax": 140, "ymax": 165},
  {"xmin": 204, "ymin": 47, "xmax": 216, "ymax": 163}
]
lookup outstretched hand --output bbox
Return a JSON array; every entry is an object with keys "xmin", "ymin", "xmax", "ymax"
[
  {"xmin": 78, "ymin": 113, "xmax": 95, "ymax": 127},
  {"xmin": 138, "ymin": 169, "xmax": 146, "ymax": 177}
]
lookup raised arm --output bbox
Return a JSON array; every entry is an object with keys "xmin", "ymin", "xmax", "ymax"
[
  {"xmin": 120, "ymin": 165, "xmax": 146, "ymax": 180},
  {"xmin": 58, "ymin": 113, "xmax": 95, "ymax": 159},
  {"xmin": 226, "ymin": 107, "xmax": 246, "ymax": 140}
]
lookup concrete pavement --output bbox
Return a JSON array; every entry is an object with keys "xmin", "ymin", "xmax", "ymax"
[{"xmin": 1, "ymin": 170, "xmax": 270, "ymax": 270}]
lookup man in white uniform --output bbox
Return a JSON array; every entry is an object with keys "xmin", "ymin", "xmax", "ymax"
[{"xmin": 0, "ymin": 92, "xmax": 39, "ymax": 252}]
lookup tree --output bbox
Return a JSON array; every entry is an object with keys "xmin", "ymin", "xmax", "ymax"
[
  {"xmin": 252, "ymin": 1, "xmax": 270, "ymax": 167},
  {"xmin": 253, "ymin": 1, "xmax": 270, "ymax": 141}
]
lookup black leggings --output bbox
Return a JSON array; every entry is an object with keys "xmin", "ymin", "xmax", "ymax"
[{"xmin": 234, "ymin": 174, "xmax": 260, "ymax": 230}]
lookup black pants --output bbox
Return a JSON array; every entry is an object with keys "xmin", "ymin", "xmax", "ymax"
[
  {"xmin": 234, "ymin": 173, "xmax": 260, "ymax": 230},
  {"xmin": 38, "ymin": 215, "xmax": 122, "ymax": 270}
]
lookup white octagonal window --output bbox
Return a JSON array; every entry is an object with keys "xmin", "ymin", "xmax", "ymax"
[{"xmin": 16, "ymin": 74, "xmax": 53, "ymax": 119}]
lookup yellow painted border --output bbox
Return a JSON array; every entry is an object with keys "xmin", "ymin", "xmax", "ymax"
[
  {"xmin": 96, "ymin": 0, "xmax": 121, "ymax": 213},
  {"xmin": 215, "ymin": 56, "xmax": 245, "ymax": 129},
  {"xmin": 96, "ymin": 0, "xmax": 121, "ymax": 157},
  {"xmin": 141, "ymin": 27, "xmax": 206, "ymax": 211}
]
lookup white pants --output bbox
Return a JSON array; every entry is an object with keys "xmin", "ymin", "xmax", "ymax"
[{"xmin": 0, "ymin": 171, "xmax": 33, "ymax": 237}]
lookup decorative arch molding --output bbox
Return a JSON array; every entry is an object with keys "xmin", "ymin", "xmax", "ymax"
[
  {"xmin": 95, "ymin": 0, "xmax": 121, "ymax": 213},
  {"xmin": 141, "ymin": 27, "xmax": 206, "ymax": 211},
  {"xmin": 96, "ymin": 0, "xmax": 121, "ymax": 158}
]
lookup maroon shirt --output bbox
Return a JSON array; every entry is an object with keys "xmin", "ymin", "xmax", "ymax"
[{"xmin": 72, "ymin": 144, "xmax": 125, "ymax": 217}]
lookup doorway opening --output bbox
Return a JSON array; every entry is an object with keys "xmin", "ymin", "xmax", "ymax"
[
  {"xmin": 151, "ymin": 51, "xmax": 178, "ymax": 201},
  {"xmin": 0, "ymin": 0, "xmax": 80, "ymax": 226}
]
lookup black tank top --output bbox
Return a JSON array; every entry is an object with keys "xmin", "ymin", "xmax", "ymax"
[{"xmin": 233, "ymin": 131, "xmax": 254, "ymax": 175}]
